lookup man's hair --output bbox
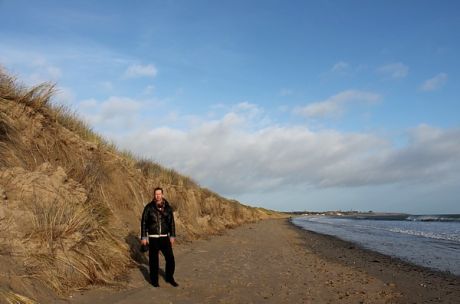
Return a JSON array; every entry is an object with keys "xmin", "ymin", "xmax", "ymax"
[{"xmin": 154, "ymin": 187, "xmax": 163, "ymax": 194}]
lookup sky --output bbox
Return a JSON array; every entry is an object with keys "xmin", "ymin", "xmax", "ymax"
[{"xmin": 1, "ymin": 0, "xmax": 459, "ymax": 214}]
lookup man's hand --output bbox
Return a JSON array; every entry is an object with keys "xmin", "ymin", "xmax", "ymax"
[
  {"xmin": 170, "ymin": 237, "xmax": 175, "ymax": 245},
  {"xmin": 141, "ymin": 239, "xmax": 148, "ymax": 246}
]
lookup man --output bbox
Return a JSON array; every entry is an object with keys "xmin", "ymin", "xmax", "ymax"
[{"xmin": 141, "ymin": 187, "xmax": 178, "ymax": 287}]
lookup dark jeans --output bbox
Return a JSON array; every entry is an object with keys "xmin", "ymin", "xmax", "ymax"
[{"xmin": 148, "ymin": 237, "xmax": 175, "ymax": 283}]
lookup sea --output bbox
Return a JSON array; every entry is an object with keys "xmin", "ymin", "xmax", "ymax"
[{"xmin": 291, "ymin": 214, "xmax": 460, "ymax": 276}]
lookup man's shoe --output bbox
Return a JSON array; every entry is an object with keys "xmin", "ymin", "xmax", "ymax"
[
  {"xmin": 166, "ymin": 278, "xmax": 179, "ymax": 287},
  {"xmin": 151, "ymin": 281, "xmax": 159, "ymax": 287}
]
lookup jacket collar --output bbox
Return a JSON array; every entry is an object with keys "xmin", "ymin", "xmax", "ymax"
[{"xmin": 151, "ymin": 199, "xmax": 170, "ymax": 212}]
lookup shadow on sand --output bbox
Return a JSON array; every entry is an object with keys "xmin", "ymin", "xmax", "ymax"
[{"xmin": 125, "ymin": 233, "xmax": 166, "ymax": 283}]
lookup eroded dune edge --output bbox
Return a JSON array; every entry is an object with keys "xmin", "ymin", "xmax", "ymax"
[{"xmin": 0, "ymin": 69, "xmax": 279, "ymax": 303}]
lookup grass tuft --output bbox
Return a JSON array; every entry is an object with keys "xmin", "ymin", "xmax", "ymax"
[
  {"xmin": 135, "ymin": 158, "xmax": 199, "ymax": 188},
  {"xmin": 0, "ymin": 288, "xmax": 38, "ymax": 304}
]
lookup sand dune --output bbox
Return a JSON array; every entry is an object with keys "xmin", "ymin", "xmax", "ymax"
[{"xmin": 0, "ymin": 68, "xmax": 278, "ymax": 303}]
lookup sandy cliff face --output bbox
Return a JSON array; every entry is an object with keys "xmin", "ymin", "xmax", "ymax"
[{"xmin": 0, "ymin": 69, "xmax": 278, "ymax": 302}]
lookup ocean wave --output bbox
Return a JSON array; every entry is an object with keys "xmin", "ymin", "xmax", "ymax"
[
  {"xmin": 387, "ymin": 227, "xmax": 460, "ymax": 242},
  {"xmin": 406, "ymin": 214, "xmax": 460, "ymax": 222},
  {"xmin": 307, "ymin": 214, "xmax": 460, "ymax": 222},
  {"xmin": 296, "ymin": 215, "xmax": 460, "ymax": 242},
  {"xmin": 292, "ymin": 216, "xmax": 460, "ymax": 275}
]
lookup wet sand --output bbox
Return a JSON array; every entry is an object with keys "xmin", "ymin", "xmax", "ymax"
[{"xmin": 66, "ymin": 218, "xmax": 460, "ymax": 304}]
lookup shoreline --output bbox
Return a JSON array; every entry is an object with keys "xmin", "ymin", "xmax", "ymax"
[
  {"xmin": 288, "ymin": 218, "xmax": 460, "ymax": 303},
  {"xmin": 66, "ymin": 218, "xmax": 459, "ymax": 304}
]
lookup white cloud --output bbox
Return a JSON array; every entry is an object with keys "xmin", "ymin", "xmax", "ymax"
[
  {"xmin": 124, "ymin": 64, "xmax": 158, "ymax": 78},
  {"xmin": 295, "ymin": 100, "xmax": 342, "ymax": 118},
  {"xmin": 377, "ymin": 62, "xmax": 409, "ymax": 79},
  {"xmin": 294, "ymin": 90, "xmax": 381, "ymax": 118},
  {"xmin": 101, "ymin": 103, "xmax": 460, "ymax": 197},
  {"xmin": 374, "ymin": 124, "xmax": 460, "ymax": 185},
  {"xmin": 100, "ymin": 96, "xmax": 142, "ymax": 119},
  {"xmin": 419, "ymin": 73, "xmax": 448, "ymax": 91},
  {"xmin": 331, "ymin": 61, "xmax": 350, "ymax": 72},
  {"xmin": 77, "ymin": 96, "xmax": 146, "ymax": 130},
  {"xmin": 0, "ymin": 48, "xmax": 64, "ymax": 86}
]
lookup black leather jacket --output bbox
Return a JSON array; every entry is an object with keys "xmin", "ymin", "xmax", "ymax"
[{"xmin": 141, "ymin": 199, "xmax": 176, "ymax": 238}]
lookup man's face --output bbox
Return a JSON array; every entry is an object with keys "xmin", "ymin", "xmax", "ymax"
[{"xmin": 154, "ymin": 190, "xmax": 163, "ymax": 202}]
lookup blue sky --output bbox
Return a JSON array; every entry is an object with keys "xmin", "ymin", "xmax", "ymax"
[{"xmin": 1, "ymin": 0, "xmax": 459, "ymax": 213}]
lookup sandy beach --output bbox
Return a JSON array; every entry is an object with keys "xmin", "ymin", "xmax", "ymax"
[{"xmin": 65, "ymin": 218, "xmax": 460, "ymax": 304}]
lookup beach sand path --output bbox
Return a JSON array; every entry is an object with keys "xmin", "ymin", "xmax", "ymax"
[{"xmin": 68, "ymin": 219, "xmax": 402, "ymax": 303}]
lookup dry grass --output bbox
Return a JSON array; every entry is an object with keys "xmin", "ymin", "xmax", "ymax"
[
  {"xmin": 0, "ymin": 69, "xmax": 54, "ymax": 114},
  {"xmin": 0, "ymin": 112, "xmax": 14, "ymax": 143},
  {"xmin": 21, "ymin": 191, "xmax": 131, "ymax": 294},
  {"xmin": 0, "ymin": 68, "xmax": 132, "ymax": 296},
  {"xmin": 0, "ymin": 68, "xmax": 114, "ymax": 151},
  {"xmin": 135, "ymin": 158, "xmax": 199, "ymax": 188},
  {"xmin": 27, "ymin": 197, "xmax": 92, "ymax": 250},
  {"xmin": 0, "ymin": 288, "xmax": 38, "ymax": 304},
  {"xmin": 0, "ymin": 72, "xmax": 22, "ymax": 168},
  {"xmin": 52, "ymin": 105, "xmax": 110, "ymax": 146},
  {"xmin": 0, "ymin": 112, "xmax": 16, "ymax": 167},
  {"xmin": 0, "ymin": 66, "xmax": 277, "ymax": 301}
]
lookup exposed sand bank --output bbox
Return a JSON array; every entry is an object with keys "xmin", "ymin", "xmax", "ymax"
[
  {"xmin": 59, "ymin": 218, "xmax": 459, "ymax": 303},
  {"xmin": 0, "ymin": 69, "xmax": 278, "ymax": 302}
]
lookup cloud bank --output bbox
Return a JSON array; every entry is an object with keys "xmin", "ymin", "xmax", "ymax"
[{"xmin": 81, "ymin": 100, "xmax": 460, "ymax": 197}]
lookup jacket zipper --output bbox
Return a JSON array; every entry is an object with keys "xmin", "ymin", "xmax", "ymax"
[{"xmin": 157, "ymin": 211, "xmax": 162, "ymax": 235}]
